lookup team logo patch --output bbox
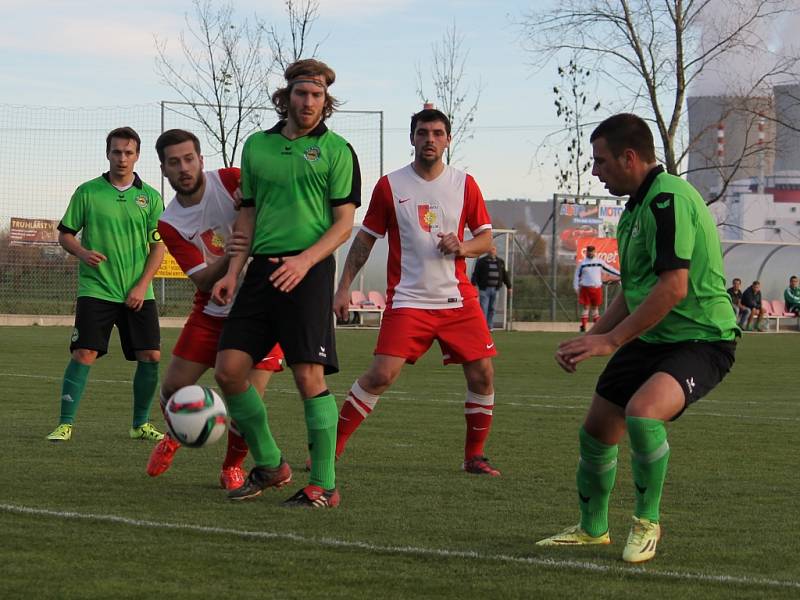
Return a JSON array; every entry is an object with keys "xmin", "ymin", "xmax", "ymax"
[
  {"xmin": 303, "ymin": 146, "xmax": 321, "ymax": 162},
  {"xmin": 201, "ymin": 229, "xmax": 225, "ymax": 256},
  {"xmin": 631, "ymin": 220, "xmax": 640, "ymax": 238},
  {"xmin": 149, "ymin": 229, "xmax": 162, "ymax": 243},
  {"xmin": 135, "ymin": 194, "xmax": 149, "ymax": 208},
  {"xmin": 71, "ymin": 328, "xmax": 79, "ymax": 343},
  {"xmin": 417, "ymin": 204, "xmax": 441, "ymax": 232}
]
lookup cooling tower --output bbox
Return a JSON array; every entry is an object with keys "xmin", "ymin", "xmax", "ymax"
[
  {"xmin": 686, "ymin": 95, "xmax": 774, "ymax": 201},
  {"xmin": 773, "ymin": 84, "xmax": 800, "ymax": 173}
]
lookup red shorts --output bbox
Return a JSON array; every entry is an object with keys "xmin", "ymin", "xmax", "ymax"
[
  {"xmin": 579, "ymin": 286, "xmax": 603, "ymax": 307},
  {"xmin": 375, "ymin": 298, "xmax": 497, "ymax": 365},
  {"xmin": 173, "ymin": 310, "xmax": 284, "ymax": 371}
]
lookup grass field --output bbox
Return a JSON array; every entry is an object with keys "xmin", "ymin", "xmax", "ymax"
[{"xmin": 1, "ymin": 326, "xmax": 797, "ymax": 599}]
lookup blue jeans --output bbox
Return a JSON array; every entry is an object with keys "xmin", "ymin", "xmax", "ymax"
[
  {"xmin": 736, "ymin": 306, "xmax": 751, "ymax": 328},
  {"xmin": 479, "ymin": 287, "xmax": 498, "ymax": 328}
]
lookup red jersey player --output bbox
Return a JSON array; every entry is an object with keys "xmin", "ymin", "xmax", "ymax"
[
  {"xmin": 327, "ymin": 107, "xmax": 501, "ymax": 476},
  {"xmin": 147, "ymin": 129, "xmax": 283, "ymax": 489}
]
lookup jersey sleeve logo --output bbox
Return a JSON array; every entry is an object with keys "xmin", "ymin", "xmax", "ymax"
[
  {"xmin": 149, "ymin": 228, "xmax": 162, "ymax": 243},
  {"xmin": 201, "ymin": 229, "xmax": 225, "ymax": 256},
  {"xmin": 135, "ymin": 194, "xmax": 149, "ymax": 208},
  {"xmin": 655, "ymin": 198, "xmax": 671, "ymax": 209},
  {"xmin": 303, "ymin": 146, "xmax": 321, "ymax": 162},
  {"xmin": 417, "ymin": 204, "xmax": 442, "ymax": 232}
]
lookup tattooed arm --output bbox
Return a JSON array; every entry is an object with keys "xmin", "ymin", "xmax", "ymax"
[{"xmin": 333, "ymin": 230, "xmax": 377, "ymax": 321}]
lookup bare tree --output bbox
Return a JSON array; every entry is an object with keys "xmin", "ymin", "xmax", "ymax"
[
  {"xmin": 154, "ymin": 0, "xmax": 323, "ymax": 167},
  {"xmin": 552, "ymin": 58, "xmax": 602, "ymax": 195},
  {"xmin": 267, "ymin": 0, "xmax": 323, "ymax": 74},
  {"xmin": 155, "ymin": 0, "xmax": 273, "ymax": 167},
  {"xmin": 416, "ymin": 21, "xmax": 483, "ymax": 165},
  {"xmin": 521, "ymin": 0, "xmax": 800, "ymax": 192}
]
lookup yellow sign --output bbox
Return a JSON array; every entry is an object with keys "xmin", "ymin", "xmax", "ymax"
[{"xmin": 155, "ymin": 251, "xmax": 188, "ymax": 279}]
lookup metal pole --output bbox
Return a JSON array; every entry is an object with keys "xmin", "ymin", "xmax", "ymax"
[
  {"xmin": 160, "ymin": 101, "xmax": 165, "ymax": 202},
  {"xmin": 379, "ymin": 111, "xmax": 384, "ymax": 176},
  {"xmin": 551, "ymin": 194, "xmax": 558, "ymax": 321}
]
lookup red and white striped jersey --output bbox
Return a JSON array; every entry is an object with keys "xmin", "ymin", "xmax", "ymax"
[
  {"xmin": 158, "ymin": 168, "xmax": 240, "ymax": 318},
  {"xmin": 361, "ymin": 164, "xmax": 492, "ymax": 309}
]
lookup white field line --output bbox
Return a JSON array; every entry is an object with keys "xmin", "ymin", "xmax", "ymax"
[
  {"xmin": 1, "ymin": 503, "xmax": 797, "ymax": 591},
  {"xmin": 2, "ymin": 372, "xmax": 797, "ymax": 422}
]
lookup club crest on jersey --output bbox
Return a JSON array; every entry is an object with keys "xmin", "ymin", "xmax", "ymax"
[
  {"xmin": 303, "ymin": 146, "xmax": 321, "ymax": 162},
  {"xmin": 201, "ymin": 229, "xmax": 225, "ymax": 256},
  {"xmin": 135, "ymin": 194, "xmax": 149, "ymax": 208},
  {"xmin": 417, "ymin": 204, "xmax": 441, "ymax": 232}
]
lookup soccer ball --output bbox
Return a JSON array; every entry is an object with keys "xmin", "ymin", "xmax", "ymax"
[{"xmin": 165, "ymin": 385, "xmax": 227, "ymax": 448}]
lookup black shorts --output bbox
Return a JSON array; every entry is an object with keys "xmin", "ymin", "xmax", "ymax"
[
  {"xmin": 595, "ymin": 338, "xmax": 736, "ymax": 418},
  {"xmin": 219, "ymin": 254, "xmax": 338, "ymax": 374},
  {"xmin": 71, "ymin": 297, "xmax": 161, "ymax": 361}
]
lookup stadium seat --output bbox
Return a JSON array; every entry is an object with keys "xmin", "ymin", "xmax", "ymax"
[
  {"xmin": 368, "ymin": 290, "xmax": 386, "ymax": 310},
  {"xmin": 341, "ymin": 289, "xmax": 383, "ymax": 327},
  {"xmin": 350, "ymin": 290, "xmax": 368, "ymax": 307}
]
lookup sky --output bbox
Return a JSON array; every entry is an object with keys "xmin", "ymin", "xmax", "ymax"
[{"xmin": 0, "ymin": 0, "xmax": 566, "ymax": 204}]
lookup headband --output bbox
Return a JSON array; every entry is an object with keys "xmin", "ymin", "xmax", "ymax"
[{"xmin": 288, "ymin": 77, "xmax": 328, "ymax": 90}]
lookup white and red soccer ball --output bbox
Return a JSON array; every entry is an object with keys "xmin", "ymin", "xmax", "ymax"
[{"xmin": 165, "ymin": 385, "xmax": 227, "ymax": 448}]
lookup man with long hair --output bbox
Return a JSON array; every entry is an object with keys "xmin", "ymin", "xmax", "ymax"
[{"xmin": 212, "ymin": 59, "xmax": 360, "ymax": 508}]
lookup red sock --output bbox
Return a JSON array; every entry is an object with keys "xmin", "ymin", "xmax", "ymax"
[
  {"xmin": 222, "ymin": 424, "xmax": 249, "ymax": 470},
  {"xmin": 336, "ymin": 382, "xmax": 379, "ymax": 457},
  {"xmin": 464, "ymin": 391, "xmax": 495, "ymax": 459}
]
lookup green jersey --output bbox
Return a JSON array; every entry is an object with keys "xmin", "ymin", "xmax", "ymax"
[
  {"xmin": 616, "ymin": 166, "xmax": 738, "ymax": 343},
  {"xmin": 59, "ymin": 173, "xmax": 163, "ymax": 303},
  {"xmin": 240, "ymin": 121, "xmax": 361, "ymax": 255},
  {"xmin": 785, "ymin": 285, "xmax": 800, "ymax": 310}
]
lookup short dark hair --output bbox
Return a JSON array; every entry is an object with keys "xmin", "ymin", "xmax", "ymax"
[
  {"xmin": 590, "ymin": 113, "xmax": 656, "ymax": 163},
  {"xmin": 791, "ymin": 275, "xmax": 798, "ymax": 281},
  {"xmin": 155, "ymin": 129, "xmax": 201, "ymax": 162},
  {"xmin": 410, "ymin": 108, "xmax": 452, "ymax": 137},
  {"xmin": 586, "ymin": 245, "xmax": 596, "ymax": 252},
  {"xmin": 106, "ymin": 127, "xmax": 141, "ymax": 154},
  {"xmin": 271, "ymin": 58, "xmax": 340, "ymax": 121},
  {"xmin": 732, "ymin": 277, "xmax": 741, "ymax": 284},
  {"xmin": 752, "ymin": 280, "xmax": 760, "ymax": 286}
]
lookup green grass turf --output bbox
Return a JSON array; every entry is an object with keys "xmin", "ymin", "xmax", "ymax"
[{"xmin": 1, "ymin": 326, "xmax": 798, "ymax": 599}]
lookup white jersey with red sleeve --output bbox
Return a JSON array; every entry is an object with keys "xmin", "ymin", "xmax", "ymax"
[
  {"xmin": 158, "ymin": 168, "xmax": 240, "ymax": 318},
  {"xmin": 361, "ymin": 164, "xmax": 492, "ymax": 309}
]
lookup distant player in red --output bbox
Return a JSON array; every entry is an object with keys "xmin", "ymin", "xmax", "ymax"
[
  {"xmin": 574, "ymin": 245, "xmax": 620, "ymax": 332},
  {"xmin": 147, "ymin": 129, "xmax": 284, "ymax": 489},
  {"xmin": 329, "ymin": 107, "xmax": 500, "ymax": 476}
]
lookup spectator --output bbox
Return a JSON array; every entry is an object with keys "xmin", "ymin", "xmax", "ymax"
[
  {"xmin": 727, "ymin": 277, "xmax": 750, "ymax": 328},
  {"xmin": 573, "ymin": 245, "xmax": 620, "ymax": 332},
  {"xmin": 741, "ymin": 280, "xmax": 766, "ymax": 331},
  {"xmin": 784, "ymin": 275, "xmax": 800, "ymax": 315},
  {"xmin": 471, "ymin": 244, "xmax": 512, "ymax": 329}
]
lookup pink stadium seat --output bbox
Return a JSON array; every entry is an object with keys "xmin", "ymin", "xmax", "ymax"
[
  {"xmin": 368, "ymin": 290, "xmax": 386, "ymax": 310},
  {"xmin": 350, "ymin": 290, "xmax": 367, "ymax": 307},
  {"xmin": 771, "ymin": 299, "xmax": 795, "ymax": 317}
]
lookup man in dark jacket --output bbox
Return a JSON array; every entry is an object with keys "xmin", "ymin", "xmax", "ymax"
[
  {"xmin": 741, "ymin": 281, "xmax": 765, "ymax": 331},
  {"xmin": 471, "ymin": 245, "xmax": 512, "ymax": 328}
]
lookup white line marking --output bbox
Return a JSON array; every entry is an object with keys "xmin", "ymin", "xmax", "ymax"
[
  {"xmin": 3, "ymin": 373, "xmax": 796, "ymax": 422},
  {"xmin": 1, "ymin": 503, "xmax": 797, "ymax": 590}
]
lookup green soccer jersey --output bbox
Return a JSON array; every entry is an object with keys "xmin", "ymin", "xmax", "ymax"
[
  {"xmin": 240, "ymin": 121, "xmax": 361, "ymax": 255},
  {"xmin": 59, "ymin": 173, "xmax": 163, "ymax": 303},
  {"xmin": 616, "ymin": 166, "xmax": 738, "ymax": 343}
]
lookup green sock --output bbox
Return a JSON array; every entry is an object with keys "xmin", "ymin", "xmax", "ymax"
[
  {"xmin": 305, "ymin": 393, "xmax": 338, "ymax": 490},
  {"xmin": 626, "ymin": 416, "xmax": 670, "ymax": 523},
  {"xmin": 59, "ymin": 359, "xmax": 91, "ymax": 425},
  {"xmin": 132, "ymin": 361, "xmax": 160, "ymax": 428},
  {"xmin": 577, "ymin": 427, "xmax": 618, "ymax": 537},
  {"xmin": 226, "ymin": 385, "xmax": 281, "ymax": 468}
]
